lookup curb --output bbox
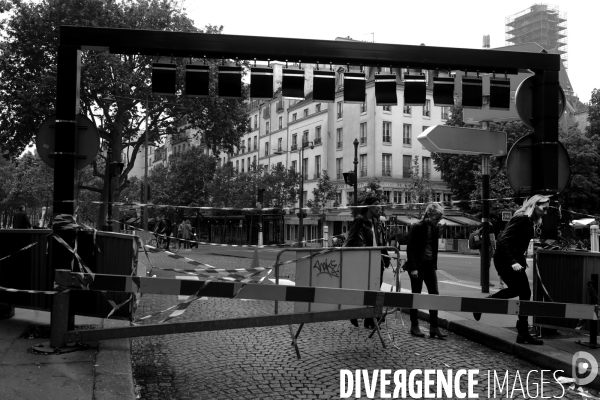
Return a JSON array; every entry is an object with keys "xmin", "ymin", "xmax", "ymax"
[
  {"xmin": 406, "ymin": 308, "xmax": 600, "ymax": 391},
  {"xmin": 93, "ymin": 319, "xmax": 136, "ymax": 400}
]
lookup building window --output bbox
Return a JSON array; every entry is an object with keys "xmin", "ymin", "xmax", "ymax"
[
  {"xmin": 303, "ymin": 108, "xmax": 308, "ymax": 117},
  {"xmin": 292, "ymin": 160, "xmax": 297, "ymax": 171},
  {"xmin": 315, "ymin": 155, "xmax": 321, "ymax": 179},
  {"xmin": 253, "ymin": 155, "xmax": 257, "ymax": 167},
  {"xmin": 360, "ymin": 154, "xmax": 367, "ymax": 177},
  {"xmin": 335, "ymin": 191, "xmax": 342, "ymax": 205},
  {"xmin": 422, "ymin": 157, "xmax": 431, "ymax": 178},
  {"xmin": 241, "ymin": 159, "xmax": 245, "ymax": 173},
  {"xmin": 423, "ymin": 99, "xmax": 431, "ymax": 117},
  {"xmin": 236, "ymin": 160, "xmax": 239, "ymax": 172},
  {"xmin": 292, "ymin": 113, "xmax": 297, "ymax": 121},
  {"xmin": 315, "ymin": 126, "xmax": 322, "ymax": 144},
  {"xmin": 444, "ymin": 193, "xmax": 452, "ymax": 202},
  {"xmin": 435, "ymin": 192, "xmax": 441, "ymax": 202},
  {"xmin": 336, "ymin": 158, "xmax": 343, "ymax": 179},
  {"xmin": 404, "ymin": 192, "xmax": 411, "ymax": 204},
  {"xmin": 302, "ymin": 158, "xmax": 308, "ymax": 180},
  {"xmin": 292, "ymin": 134, "xmax": 297, "ymax": 150},
  {"xmin": 254, "ymin": 115, "xmax": 257, "ymax": 129},
  {"xmin": 422, "ymin": 126, "xmax": 429, "ymax": 149},
  {"xmin": 278, "ymin": 116, "xmax": 283, "ymax": 130},
  {"xmin": 361, "ymin": 101, "xmax": 367, "ymax": 113},
  {"xmin": 394, "ymin": 191, "xmax": 402, "ymax": 204},
  {"xmin": 253, "ymin": 136, "xmax": 257, "ymax": 150},
  {"xmin": 247, "ymin": 157, "xmax": 250, "ymax": 169},
  {"xmin": 337, "ymin": 101, "xmax": 343, "ymax": 119},
  {"xmin": 266, "ymin": 121, "xmax": 270, "ymax": 134},
  {"xmin": 247, "ymin": 138, "xmax": 251, "ymax": 152},
  {"xmin": 278, "ymin": 138, "xmax": 282, "ymax": 152},
  {"xmin": 403, "ymin": 155, "xmax": 412, "ymax": 178},
  {"xmin": 403, "ymin": 124, "xmax": 412, "ymax": 145},
  {"xmin": 302, "ymin": 130, "xmax": 309, "ymax": 146},
  {"xmin": 265, "ymin": 142, "xmax": 269, "ymax": 156},
  {"xmin": 383, "ymin": 122, "xmax": 391, "ymax": 143},
  {"xmin": 360, "ymin": 123, "xmax": 367, "ymax": 145},
  {"xmin": 382, "ymin": 154, "xmax": 391, "ymax": 176},
  {"xmin": 441, "ymin": 106, "xmax": 450, "ymax": 120},
  {"xmin": 336, "ymin": 128, "xmax": 343, "ymax": 149},
  {"xmin": 383, "ymin": 190, "xmax": 391, "ymax": 203},
  {"xmin": 316, "ymin": 103, "xmax": 321, "ymax": 112},
  {"xmin": 403, "ymin": 104, "xmax": 411, "ymax": 114},
  {"xmin": 383, "ymin": 105, "xmax": 391, "ymax": 112}
]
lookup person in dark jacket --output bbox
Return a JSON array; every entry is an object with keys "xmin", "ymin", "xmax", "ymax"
[
  {"xmin": 405, "ymin": 202, "xmax": 447, "ymax": 339},
  {"xmin": 12, "ymin": 206, "xmax": 31, "ymax": 229},
  {"xmin": 473, "ymin": 194, "xmax": 550, "ymax": 345},
  {"xmin": 345, "ymin": 196, "xmax": 390, "ymax": 329}
]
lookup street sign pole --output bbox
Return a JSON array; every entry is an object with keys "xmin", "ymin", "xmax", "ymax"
[{"xmin": 481, "ymin": 155, "xmax": 490, "ymax": 294}]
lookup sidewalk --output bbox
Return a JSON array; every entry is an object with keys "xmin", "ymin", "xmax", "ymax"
[
  {"xmin": 384, "ymin": 269, "xmax": 600, "ymax": 391},
  {"xmin": 0, "ymin": 308, "xmax": 135, "ymax": 400}
]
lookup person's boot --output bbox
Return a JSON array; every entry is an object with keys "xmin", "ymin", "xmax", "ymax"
[
  {"xmin": 410, "ymin": 324, "xmax": 425, "ymax": 337},
  {"xmin": 473, "ymin": 295, "xmax": 493, "ymax": 322},
  {"xmin": 516, "ymin": 321, "xmax": 543, "ymax": 345},
  {"xmin": 430, "ymin": 327, "xmax": 448, "ymax": 339},
  {"xmin": 364, "ymin": 318, "xmax": 375, "ymax": 329},
  {"xmin": 349, "ymin": 319, "xmax": 359, "ymax": 327}
]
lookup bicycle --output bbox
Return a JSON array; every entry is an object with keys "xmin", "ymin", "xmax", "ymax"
[{"xmin": 148, "ymin": 233, "xmax": 179, "ymax": 253}]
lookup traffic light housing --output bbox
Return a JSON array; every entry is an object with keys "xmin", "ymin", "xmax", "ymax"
[
  {"xmin": 343, "ymin": 172, "xmax": 357, "ymax": 186},
  {"xmin": 109, "ymin": 161, "xmax": 124, "ymax": 177}
]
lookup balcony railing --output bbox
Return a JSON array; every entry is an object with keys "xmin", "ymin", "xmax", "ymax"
[
  {"xmin": 360, "ymin": 168, "xmax": 368, "ymax": 177},
  {"xmin": 336, "ymin": 142, "xmax": 343, "ymax": 149},
  {"xmin": 382, "ymin": 168, "xmax": 391, "ymax": 177},
  {"xmin": 403, "ymin": 105, "xmax": 411, "ymax": 114},
  {"xmin": 423, "ymin": 110, "xmax": 430, "ymax": 117},
  {"xmin": 291, "ymin": 144, "xmax": 298, "ymax": 151},
  {"xmin": 403, "ymin": 170, "xmax": 412, "ymax": 178},
  {"xmin": 314, "ymin": 137, "xmax": 322, "ymax": 145},
  {"xmin": 383, "ymin": 136, "xmax": 391, "ymax": 143},
  {"xmin": 360, "ymin": 137, "xmax": 367, "ymax": 145}
]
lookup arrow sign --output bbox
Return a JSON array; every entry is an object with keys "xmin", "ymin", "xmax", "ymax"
[{"xmin": 417, "ymin": 125, "xmax": 507, "ymax": 156}]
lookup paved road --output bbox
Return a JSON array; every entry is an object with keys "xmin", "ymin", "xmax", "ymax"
[{"xmin": 132, "ymin": 250, "xmax": 578, "ymax": 400}]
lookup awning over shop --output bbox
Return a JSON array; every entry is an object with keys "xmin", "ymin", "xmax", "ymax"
[
  {"xmin": 439, "ymin": 218, "xmax": 461, "ymax": 227},
  {"xmin": 326, "ymin": 212, "xmax": 353, "ymax": 222},
  {"xmin": 285, "ymin": 217, "xmax": 319, "ymax": 225},
  {"xmin": 391, "ymin": 215, "xmax": 420, "ymax": 225},
  {"xmin": 444, "ymin": 216, "xmax": 480, "ymax": 225}
]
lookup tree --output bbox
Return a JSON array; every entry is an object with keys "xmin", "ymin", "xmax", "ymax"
[
  {"xmin": 306, "ymin": 171, "xmax": 336, "ymax": 220},
  {"xmin": 559, "ymin": 121, "xmax": 600, "ymax": 214},
  {"xmin": 586, "ymin": 88, "xmax": 600, "ymax": 140},
  {"xmin": 0, "ymin": 0, "xmax": 249, "ymax": 227},
  {"xmin": 206, "ymin": 162, "xmax": 239, "ymax": 209},
  {"xmin": 400, "ymin": 156, "xmax": 436, "ymax": 218},
  {"xmin": 166, "ymin": 147, "xmax": 217, "ymax": 208},
  {"xmin": 261, "ymin": 163, "xmax": 300, "ymax": 209},
  {"xmin": 355, "ymin": 177, "xmax": 384, "ymax": 208}
]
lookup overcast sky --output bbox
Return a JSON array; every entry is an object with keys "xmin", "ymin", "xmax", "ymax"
[{"xmin": 185, "ymin": 0, "xmax": 598, "ymax": 103}]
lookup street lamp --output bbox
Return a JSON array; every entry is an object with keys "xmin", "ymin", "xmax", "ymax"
[
  {"xmin": 297, "ymin": 140, "xmax": 314, "ymax": 248},
  {"xmin": 353, "ymin": 138, "xmax": 359, "ymax": 208}
]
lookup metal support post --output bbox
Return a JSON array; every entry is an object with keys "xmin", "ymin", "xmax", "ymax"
[
  {"xmin": 353, "ymin": 139, "xmax": 358, "ymax": 208},
  {"xmin": 323, "ymin": 225, "xmax": 328, "ymax": 248},
  {"xmin": 298, "ymin": 145, "xmax": 304, "ymax": 248},
  {"xmin": 143, "ymin": 96, "xmax": 149, "ymax": 232},
  {"xmin": 104, "ymin": 147, "xmax": 113, "ymax": 232},
  {"xmin": 591, "ymin": 225, "xmax": 599, "ymax": 252},
  {"xmin": 481, "ymin": 155, "xmax": 490, "ymax": 294},
  {"xmin": 50, "ymin": 291, "xmax": 70, "ymax": 348},
  {"xmin": 258, "ymin": 203, "xmax": 263, "ymax": 246}
]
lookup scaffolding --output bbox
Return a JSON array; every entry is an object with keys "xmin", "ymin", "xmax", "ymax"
[{"xmin": 505, "ymin": 3, "xmax": 568, "ymax": 69}]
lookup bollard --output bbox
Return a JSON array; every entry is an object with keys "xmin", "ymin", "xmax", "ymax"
[
  {"xmin": 323, "ymin": 226, "xmax": 328, "ymax": 248},
  {"xmin": 50, "ymin": 291, "xmax": 70, "ymax": 348},
  {"xmin": 591, "ymin": 225, "xmax": 599, "ymax": 252}
]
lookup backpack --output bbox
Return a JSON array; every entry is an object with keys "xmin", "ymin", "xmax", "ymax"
[{"xmin": 469, "ymin": 228, "xmax": 482, "ymax": 250}]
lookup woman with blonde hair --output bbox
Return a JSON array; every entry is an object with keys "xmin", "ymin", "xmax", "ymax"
[{"xmin": 473, "ymin": 194, "xmax": 550, "ymax": 345}]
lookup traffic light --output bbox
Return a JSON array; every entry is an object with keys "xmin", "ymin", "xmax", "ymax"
[
  {"xmin": 343, "ymin": 172, "xmax": 357, "ymax": 186},
  {"xmin": 108, "ymin": 161, "xmax": 124, "ymax": 177}
]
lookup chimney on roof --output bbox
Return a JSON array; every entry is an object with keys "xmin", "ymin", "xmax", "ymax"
[{"xmin": 483, "ymin": 35, "xmax": 490, "ymax": 49}]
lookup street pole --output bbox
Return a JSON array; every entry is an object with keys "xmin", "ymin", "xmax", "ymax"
[
  {"xmin": 353, "ymin": 139, "xmax": 359, "ymax": 209},
  {"xmin": 481, "ymin": 154, "xmax": 490, "ymax": 294},
  {"xmin": 105, "ymin": 147, "xmax": 113, "ymax": 232},
  {"xmin": 298, "ymin": 143, "xmax": 304, "ymax": 248},
  {"xmin": 143, "ymin": 96, "xmax": 149, "ymax": 233}
]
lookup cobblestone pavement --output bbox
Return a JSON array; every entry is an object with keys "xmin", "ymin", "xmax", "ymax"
[{"xmin": 131, "ymin": 250, "xmax": 599, "ymax": 400}]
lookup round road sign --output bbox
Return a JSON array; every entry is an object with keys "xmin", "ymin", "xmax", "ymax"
[
  {"xmin": 506, "ymin": 134, "xmax": 570, "ymax": 195},
  {"xmin": 515, "ymin": 76, "xmax": 566, "ymax": 129},
  {"xmin": 36, "ymin": 114, "xmax": 100, "ymax": 170}
]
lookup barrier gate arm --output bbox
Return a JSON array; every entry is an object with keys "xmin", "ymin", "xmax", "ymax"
[{"xmin": 54, "ymin": 270, "xmax": 597, "ymax": 320}]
